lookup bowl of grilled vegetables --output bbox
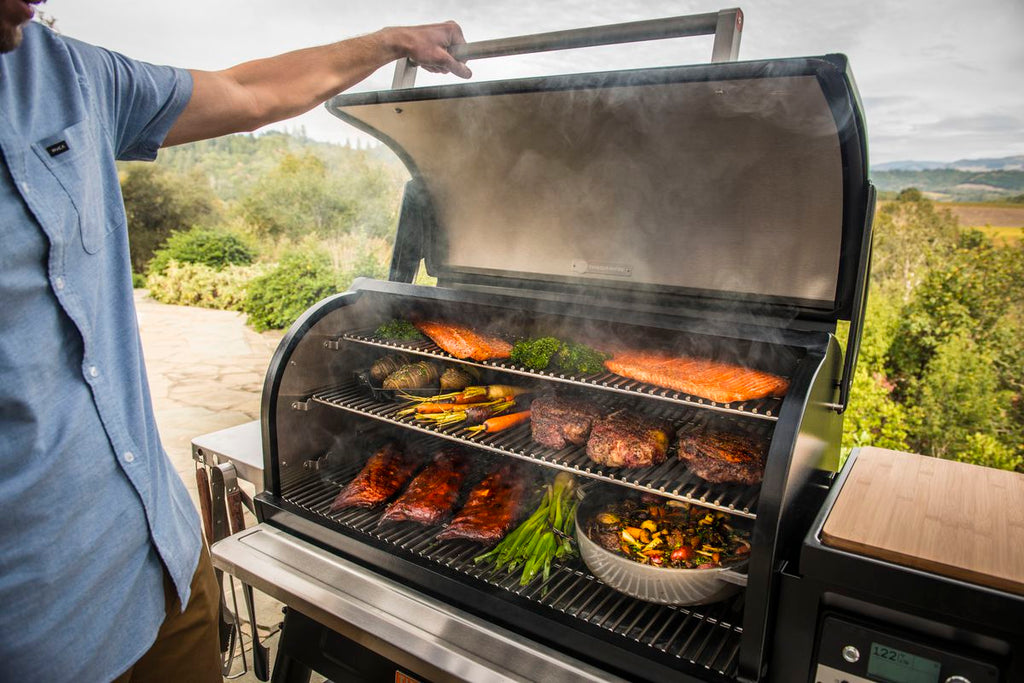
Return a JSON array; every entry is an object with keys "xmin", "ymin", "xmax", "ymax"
[{"xmin": 576, "ymin": 492, "xmax": 750, "ymax": 605}]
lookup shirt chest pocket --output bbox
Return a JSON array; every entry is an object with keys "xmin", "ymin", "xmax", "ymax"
[{"xmin": 32, "ymin": 119, "xmax": 126, "ymax": 254}]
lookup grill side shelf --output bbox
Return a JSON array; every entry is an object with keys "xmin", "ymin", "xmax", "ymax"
[
  {"xmin": 338, "ymin": 331, "xmax": 782, "ymax": 422},
  {"xmin": 310, "ymin": 381, "xmax": 761, "ymax": 518}
]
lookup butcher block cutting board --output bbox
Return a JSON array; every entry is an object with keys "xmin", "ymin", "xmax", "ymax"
[{"xmin": 821, "ymin": 447, "xmax": 1024, "ymax": 596}]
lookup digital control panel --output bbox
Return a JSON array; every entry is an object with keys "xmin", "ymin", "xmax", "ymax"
[{"xmin": 813, "ymin": 615, "xmax": 1000, "ymax": 683}]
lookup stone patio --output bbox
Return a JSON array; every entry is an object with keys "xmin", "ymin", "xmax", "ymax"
[{"xmin": 135, "ymin": 291, "xmax": 294, "ymax": 681}]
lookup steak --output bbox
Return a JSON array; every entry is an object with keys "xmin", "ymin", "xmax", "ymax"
[
  {"xmin": 530, "ymin": 394, "xmax": 606, "ymax": 450},
  {"xmin": 604, "ymin": 350, "xmax": 789, "ymax": 403},
  {"xmin": 586, "ymin": 409, "xmax": 674, "ymax": 469},
  {"xmin": 677, "ymin": 428, "xmax": 767, "ymax": 485},
  {"xmin": 329, "ymin": 442, "xmax": 421, "ymax": 511},
  {"xmin": 382, "ymin": 447, "xmax": 471, "ymax": 525}
]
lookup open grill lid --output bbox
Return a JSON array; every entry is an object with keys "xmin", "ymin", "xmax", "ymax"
[{"xmin": 327, "ymin": 52, "xmax": 870, "ymax": 324}]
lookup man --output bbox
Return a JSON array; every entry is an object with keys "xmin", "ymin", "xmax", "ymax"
[{"xmin": 0, "ymin": 2, "xmax": 471, "ymax": 680}]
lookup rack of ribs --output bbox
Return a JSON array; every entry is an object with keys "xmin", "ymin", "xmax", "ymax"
[
  {"xmin": 382, "ymin": 447, "xmax": 471, "ymax": 525},
  {"xmin": 436, "ymin": 462, "xmax": 529, "ymax": 545},
  {"xmin": 329, "ymin": 442, "xmax": 421, "ymax": 511}
]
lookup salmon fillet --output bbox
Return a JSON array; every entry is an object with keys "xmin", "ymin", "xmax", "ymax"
[
  {"xmin": 414, "ymin": 320, "xmax": 512, "ymax": 361},
  {"xmin": 605, "ymin": 351, "xmax": 789, "ymax": 403}
]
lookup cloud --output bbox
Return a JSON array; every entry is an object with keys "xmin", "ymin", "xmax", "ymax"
[{"xmin": 40, "ymin": 0, "xmax": 1024, "ymax": 163}]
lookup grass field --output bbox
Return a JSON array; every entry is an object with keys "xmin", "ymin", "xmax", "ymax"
[{"xmin": 943, "ymin": 203, "xmax": 1024, "ymax": 244}]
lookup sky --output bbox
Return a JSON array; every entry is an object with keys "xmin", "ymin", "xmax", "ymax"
[{"xmin": 40, "ymin": 0, "xmax": 1024, "ymax": 165}]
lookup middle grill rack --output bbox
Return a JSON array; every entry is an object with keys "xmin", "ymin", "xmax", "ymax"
[{"xmin": 307, "ymin": 380, "xmax": 763, "ymax": 517}]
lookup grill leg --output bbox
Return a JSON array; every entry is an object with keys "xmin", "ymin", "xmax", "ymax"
[{"xmin": 271, "ymin": 609, "xmax": 312, "ymax": 683}]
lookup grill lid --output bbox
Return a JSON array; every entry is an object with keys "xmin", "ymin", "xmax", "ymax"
[{"xmin": 326, "ymin": 54, "xmax": 871, "ymax": 321}]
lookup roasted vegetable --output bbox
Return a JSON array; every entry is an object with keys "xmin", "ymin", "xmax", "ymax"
[
  {"xmin": 409, "ymin": 399, "xmax": 516, "ymax": 427},
  {"xmin": 588, "ymin": 498, "xmax": 749, "ymax": 569},
  {"xmin": 382, "ymin": 361, "xmax": 440, "ymax": 391},
  {"xmin": 475, "ymin": 472, "xmax": 578, "ymax": 587},
  {"xmin": 439, "ymin": 365, "xmax": 481, "ymax": 392},
  {"xmin": 370, "ymin": 353, "xmax": 412, "ymax": 383},
  {"xmin": 465, "ymin": 410, "xmax": 532, "ymax": 434},
  {"xmin": 554, "ymin": 341, "xmax": 609, "ymax": 375},
  {"xmin": 403, "ymin": 385, "xmax": 531, "ymax": 405},
  {"xmin": 374, "ymin": 319, "xmax": 423, "ymax": 341},
  {"xmin": 511, "ymin": 337, "xmax": 563, "ymax": 371},
  {"xmin": 511, "ymin": 336, "xmax": 609, "ymax": 375}
]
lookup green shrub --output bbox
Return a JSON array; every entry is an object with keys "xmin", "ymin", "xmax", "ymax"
[
  {"xmin": 147, "ymin": 261, "xmax": 266, "ymax": 311},
  {"xmin": 243, "ymin": 249, "xmax": 340, "ymax": 331},
  {"xmin": 148, "ymin": 227, "xmax": 257, "ymax": 276},
  {"xmin": 131, "ymin": 272, "xmax": 147, "ymax": 289}
]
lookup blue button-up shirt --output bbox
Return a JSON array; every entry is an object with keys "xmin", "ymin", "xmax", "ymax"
[{"xmin": 0, "ymin": 23, "xmax": 199, "ymax": 681}]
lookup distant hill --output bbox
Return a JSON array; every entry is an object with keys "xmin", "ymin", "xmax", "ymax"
[
  {"xmin": 141, "ymin": 130, "xmax": 405, "ymax": 201},
  {"xmin": 871, "ymin": 165, "xmax": 1024, "ymax": 202},
  {"xmin": 874, "ymin": 155, "xmax": 1024, "ymax": 172}
]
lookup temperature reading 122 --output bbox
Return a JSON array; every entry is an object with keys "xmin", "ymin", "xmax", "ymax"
[{"xmin": 868, "ymin": 642, "xmax": 942, "ymax": 683}]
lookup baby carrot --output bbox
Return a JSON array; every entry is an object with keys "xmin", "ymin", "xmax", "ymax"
[{"xmin": 465, "ymin": 410, "xmax": 531, "ymax": 434}]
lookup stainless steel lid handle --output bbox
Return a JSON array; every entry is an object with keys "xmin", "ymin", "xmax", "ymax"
[{"xmin": 391, "ymin": 8, "xmax": 744, "ymax": 89}]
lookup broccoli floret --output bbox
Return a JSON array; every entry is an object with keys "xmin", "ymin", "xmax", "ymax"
[
  {"xmin": 511, "ymin": 336, "xmax": 608, "ymax": 374},
  {"xmin": 374, "ymin": 319, "xmax": 422, "ymax": 341},
  {"xmin": 511, "ymin": 337, "xmax": 563, "ymax": 370},
  {"xmin": 554, "ymin": 341, "xmax": 609, "ymax": 375}
]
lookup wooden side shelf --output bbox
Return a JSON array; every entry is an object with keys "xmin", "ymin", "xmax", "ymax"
[{"xmin": 822, "ymin": 447, "xmax": 1024, "ymax": 596}]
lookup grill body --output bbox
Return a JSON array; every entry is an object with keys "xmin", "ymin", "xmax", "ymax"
[
  {"xmin": 255, "ymin": 280, "xmax": 847, "ymax": 681},
  {"xmin": 247, "ymin": 34, "xmax": 876, "ymax": 683}
]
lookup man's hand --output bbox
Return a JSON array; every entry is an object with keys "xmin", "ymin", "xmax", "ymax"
[
  {"xmin": 385, "ymin": 21, "xmax": 472, "ymax": 78},
  {"xmin": 165, "ymin": 21, "xmax": 472, "ymax": 147}
]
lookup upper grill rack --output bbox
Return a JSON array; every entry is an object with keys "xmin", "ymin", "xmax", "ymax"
[
  {"xmin": 282, "ymin": 461, "xmax": 743, "ymax": 679},
  {"xmin": 337, "ymin": 330, "xmax": 782, "ymax": 422},
  {"xmin": 309, "ymin": 380, "xmax": 763, "ymax": 517}
]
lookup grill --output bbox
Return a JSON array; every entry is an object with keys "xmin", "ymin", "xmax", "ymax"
[{"xmin": 232, "ymin": 11, "xmax": 889, "ymax": 683}]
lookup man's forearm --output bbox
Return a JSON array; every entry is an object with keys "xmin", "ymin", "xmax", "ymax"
[{"xmin": 165, "ymin": 23, "xmax": 469, "ymax": 147}]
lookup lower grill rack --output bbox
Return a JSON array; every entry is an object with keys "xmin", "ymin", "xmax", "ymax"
[{"xmin": 281, "ymin": 465, "xmax": 743, "ymax": 678}]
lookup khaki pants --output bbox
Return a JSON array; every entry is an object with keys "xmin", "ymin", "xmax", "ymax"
[{"xmin": 113, "ymin": 544, "xmax": 222, "ymax": 683}]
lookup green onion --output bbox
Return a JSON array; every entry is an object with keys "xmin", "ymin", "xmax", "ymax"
[{"xmin": 474, "ymin": 472, "xmax": 579, "ymax": 587}]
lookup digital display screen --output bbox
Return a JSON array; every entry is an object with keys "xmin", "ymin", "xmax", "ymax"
[{"xmin": 868, "ymin": 642, "xmax": 941, "ymax": 683}]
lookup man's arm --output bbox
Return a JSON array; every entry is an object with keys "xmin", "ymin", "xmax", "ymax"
[{"xmin": 164, "ymin": 22, "xmax": 471, "ymax": 147}]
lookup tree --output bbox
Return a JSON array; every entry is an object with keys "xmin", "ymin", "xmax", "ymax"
[
  {"xmin": 239, "ymin": 152, "xmax": 357, "ymax": 240},
  {"xmin": 120, "ymin": 163, "xmax": 217, "ymax": 272},
  {"xmin": 868, "ymin": 190, "xmax": 959, "ymax": 302}
]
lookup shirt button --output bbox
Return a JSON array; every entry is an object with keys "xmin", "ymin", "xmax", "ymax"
[
  {"xmin": 55, "ymin": 277, "xmax": 65, "ymax": 290},
  {"xmin": 88, "ymin": 365, "xmax": 99, "ymax": 378},
  {"xmin": 20, "ymin": 181, "xmax": 30, "ymax": 194},
  {"xmin": 124, "ymin": 451, "xmax": 135, "ymax": 463}
]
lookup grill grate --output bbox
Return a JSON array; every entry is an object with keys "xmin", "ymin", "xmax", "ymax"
[
  {"xmin": 339, "ymin": 330, "xmax": 782, "ymax": 421},
  {"xmin": 282, "ymin": 462, "xmax": 743, "ymax": 678},
  {"xmin": 309, "ymin": 380, "xmax": 763, "ymax": 517}
]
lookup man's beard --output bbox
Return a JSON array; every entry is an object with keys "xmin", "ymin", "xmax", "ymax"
[{"xmin": 0, "ymin": 22, "xmax": 24, "ymax": 53}]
